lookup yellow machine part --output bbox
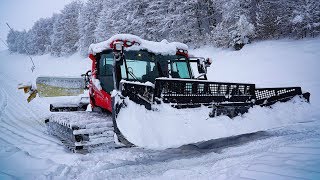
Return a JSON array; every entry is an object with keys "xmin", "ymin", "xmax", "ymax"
[
  {"xmin": 18, "ymin": 85, "xmax": 38, "ymax": 103},
  {"xmin": 36, "ymin": 83, "xmax": 84, "ymax": 97}
]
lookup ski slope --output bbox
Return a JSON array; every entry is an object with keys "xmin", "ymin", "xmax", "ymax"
[{"xmin": 0, "ymin": 38, "xmax": 320, "ymax": 179}]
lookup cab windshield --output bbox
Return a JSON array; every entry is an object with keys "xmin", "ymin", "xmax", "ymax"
[
  {"xmin": 170, "ymin": 60, "xmax": 191, "ymax": 79},
  {"xmin": 122, "ymin": 50, "xmax": 192, "ymax": 83}
]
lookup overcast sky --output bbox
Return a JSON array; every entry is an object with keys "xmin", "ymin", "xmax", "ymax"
[{"xmin": 0, "ymin": 0, "xmax": 78, "ymax": 51}]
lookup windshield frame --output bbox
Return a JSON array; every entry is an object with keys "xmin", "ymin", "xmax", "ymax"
[
  {"xmin": 121, "ymin": 50, "xmax": 193, "ymax": 83},
  {"xmin": 169, "ymin": 58, "xmax": 194, "ymax": 79}
]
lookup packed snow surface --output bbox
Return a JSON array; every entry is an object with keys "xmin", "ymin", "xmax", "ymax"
[
  {"xmin": 89, "ymin": 34, "xmax": 188, "ymax": 55},
  {"xmin": 0, "ymin": 38, "xmax": 320, "ymax": 179}
]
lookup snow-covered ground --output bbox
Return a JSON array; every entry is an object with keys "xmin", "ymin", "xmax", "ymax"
[{"xmin": 0, "ymin": 38, "xmax": 320, "ymax": 179}]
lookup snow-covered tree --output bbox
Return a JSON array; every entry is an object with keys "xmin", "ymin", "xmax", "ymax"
[
  {"xmin": 212, "ymin": 0, "xmax": 255, "ymax": 49},
  {"xmin": 94, "ymin": 0, "xmax": 117, "ymax": 42},
  {"xmin": 27, "ymin": 17, "xmax": 54, "ymax": 55},
  {"xmin": 165, "ymin": 0, "xmax": 204, "ymax": 45},
  {"xmin": 230, "ymin": 15, "xmax": 255, "ymax": 50},
  {"xmin": 6, "ymin": 30, "xmax": 18, "ymax": 53},
  {"xmin": 105, "ymin": 0, "xmax": 150, "ymax": 41},
  {"xmin": 255, "ymin": 0, "xmax": 279, "ymax": 39},
  {"xmin": 6, "ymin": 0, "xmax": 320, "ymax": 55},
  {"xmin": 50, "ymin": 14, "xmax": 63, "ymax": 56},
  {"xmin": 141, "ymin": 0, "xmax": 165, "ymax": 40},
  {"xmin": 78, "ymin": 0, "xmax": 103, "ymax": 56},
  {"xmin": 6, "ymin": 29, "xmax": 29, "ymax": 54},
  {"xmin": 211, "ymin": 22, "xmax": 230, "ymax": 47},
  {"xmin": 291, "ymin": 0, "xmax": 320, "ymax": 38},
  {"xmin": 204, "ymin": 0, "xmax": 218, "ymax": 34},
  {"xmin": 51, "ymin": 1, "xmax": 82, "ymax": 56},
  {"xmin": 274, "ymin": 1, "xmax": 295, "ymax": 38}
]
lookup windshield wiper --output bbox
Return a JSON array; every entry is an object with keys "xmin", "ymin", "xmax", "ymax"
[{"xmin": 127, "ymin": 67, "xmax": 141, "ymax": 82}]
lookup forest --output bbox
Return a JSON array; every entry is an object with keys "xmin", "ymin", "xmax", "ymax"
[{"xmin": 6, "ymin": 0, "xmax": 320, "ymax": 57}]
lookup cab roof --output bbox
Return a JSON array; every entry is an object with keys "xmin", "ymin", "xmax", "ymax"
[{"xmin": 89, "ymin": 34, "xmax": 188, "ymax": 56}]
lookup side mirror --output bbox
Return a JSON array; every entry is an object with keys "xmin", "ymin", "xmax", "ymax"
[
  {"xmin": 205, "ymin": 58, "xmax": 212, "ymax": 67},
  {"xmin": 189, "ymin": 57, "xmax": 213, "ymax": 79},
  {"xmin": 81, "ymin": 70, "xmax": 92, "ymax": 90},
  {"xmin": 197, "ymin": 58, "xmax": 206, "ymax": 74},
  {"xmin": 197, "ymin": 58, "xmax": 212, "ymax": 73}
]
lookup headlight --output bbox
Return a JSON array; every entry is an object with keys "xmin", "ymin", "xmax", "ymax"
[{"xmin": 126, "ymin": 41, "xmax": 132, "ymax": 46}]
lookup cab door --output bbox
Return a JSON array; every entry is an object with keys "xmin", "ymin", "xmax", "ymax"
[{"xmin": 93, "ymin": 52, "xmax": 114, "ymax": 112}]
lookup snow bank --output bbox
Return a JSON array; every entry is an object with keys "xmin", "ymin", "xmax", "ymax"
[
  {"xmin": 191, "ymin": 38, "xmax": 320, "ymax": 87},
  {"xmin": 117, "ymin": 97, "xmax": 316, "ymax": 149},
  {"xmin": 89, "ymin": 34, "xmax": 188, "ymax": 56},
  {"xmin": 0, "ymin": 51, "xmax": 90, "ymax": 87}
]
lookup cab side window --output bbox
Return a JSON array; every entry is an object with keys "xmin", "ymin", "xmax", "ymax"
[{"xmin": 98, "ymin": 53, "xmax": 114, "ymax": 92}]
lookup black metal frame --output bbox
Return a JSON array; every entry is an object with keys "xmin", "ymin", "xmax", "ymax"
[
  {"xmin": 154, "ymin": 78, "xmax": 256, "ymax": 106},
  {"xmin": 119, "ymin": 78, "xmax": 310, "ymax": 119},
  {"xmin": 120, "ymin": 81, "xmax": 154, "ymax": 110},
  {"xmin": 254, "ymin": 87, "xmax": 307, "ymax": 106}
]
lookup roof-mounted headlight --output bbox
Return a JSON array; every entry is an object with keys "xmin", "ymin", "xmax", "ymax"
[
  {"xmin": 126, "ymin": 41, "xmax": 132, "ymax": 46},
  {"xmin": 113, "ymin": 41, "xmax": 123, "ymax": 52}
]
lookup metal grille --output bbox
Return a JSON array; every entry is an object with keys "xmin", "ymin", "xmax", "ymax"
[
  {"xmin": 120, "ymin": 81, "xmax": 155, "ymax": 109},
  {"xmin": 255, "ymin": 87, "xmax": 302, "ymax": 105},
  {"xmin": 154, "ymin": 78, "xmax": 255, "ymax": 105}
]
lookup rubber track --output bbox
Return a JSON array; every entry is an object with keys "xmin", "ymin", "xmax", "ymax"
[{"xmin": 45, "ymin": 111, "xmax": 116, "ymax": 153}]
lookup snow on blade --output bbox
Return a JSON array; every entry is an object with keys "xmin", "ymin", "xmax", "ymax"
[
  {"xmin": 117, "ymin": 97, "xmax": 315, "ymax": 149},
  {"xmin": 89, "ymin": 34, "xmax": 188, "ymax": 56}
]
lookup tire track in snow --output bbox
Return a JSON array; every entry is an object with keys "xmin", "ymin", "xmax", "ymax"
[
  {"xmin": 0, "ymin": 123, "xmax": 40, "ymax": 145},
  {"xmin": 2, "ymin": 108, "xmax": 58, "ymax": 145},
  {"xmin": 0, "ymin": 88, "xmax": 37, "ymax": 148},
  {"xmin": 0, "ymin": 91, "xmax": 59, "ymax": 146},
  {"xmin": 0, "ymin": 72, "xmax": 46, "ymax": 120},
  {"xmin": 0, "ymin": 170, "xmax": 16, "ymax": 180},
  {"xmin": 0, "ymin": 73, "xmax": 64, "ymax": 152},
  {"xmin": 0, "ymin": 88, "xmax": 8, "ymax": 118},
  {"xmin": 0, "ymin": 71, "xmax": 72, "ymax": 179},
  {"xmin": 0, "ymin": 73, "xmax": 62, "ymax": 145},
  {"xmin": 0, "ymin": 114, "xmax": 60, "ymax": 147}
]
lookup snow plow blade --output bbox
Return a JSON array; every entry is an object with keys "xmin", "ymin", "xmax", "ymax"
[
  {"xmin": 112, "ymin": 78, "xmax": 310, "ymax": 148},
  {"xmin": 118, "ymin": 78, "xmax": 310, "ymax": 118}
]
